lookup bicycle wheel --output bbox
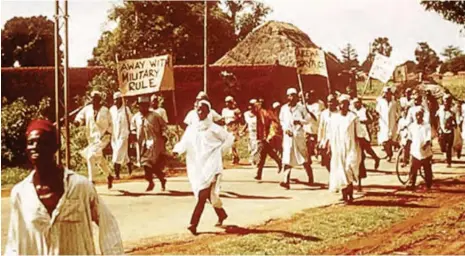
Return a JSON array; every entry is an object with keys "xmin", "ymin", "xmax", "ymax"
[{"xmin": 396, "ymin": 146, "xmax": 410, "ymax": 185}]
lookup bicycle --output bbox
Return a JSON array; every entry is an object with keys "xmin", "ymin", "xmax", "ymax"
[{"xmin": 395, "ymin": 145, "xmax": 425, "ymax": 185}]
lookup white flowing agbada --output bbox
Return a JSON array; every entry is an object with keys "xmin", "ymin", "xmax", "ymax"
[
  {"xmin": 328, "ymin": 112, "xmax": 362, "ymax": 192},
  {"xmin": 184, "ymin": 108, "xmax": 222, "ymax": 126},
  {"xmin": 75, "ymin": 105, "xmax": 112, "ymax": 181},
  {"xmin": 279, "ymin": 102, "xmax": 310, "ymax": 166},
  {"xmin": 173, "ymin": 118, "xmax": 234, "ymax": 203},
  {"xmin": 5, "ymin": 169, "xmax": 123, "ymax": 255},
  {"xmin": 317, "ymin": 109, "xmax": 336, "ymax": 148},
  {"xmin": 376, "ymin": 97, "xmax": 398, "ymax": 144},
  {"xmin": 110, "ymin": 105, "xmax": 132, "ymax": 165}
]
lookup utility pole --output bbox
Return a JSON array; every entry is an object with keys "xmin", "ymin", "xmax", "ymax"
[
  {"xmin": 204, "ymin": 0, "xmax": 208, "ymax": 93},
  {"xmin": 54, "ymin": 0, "xmax": 71, "ymax": 167}
]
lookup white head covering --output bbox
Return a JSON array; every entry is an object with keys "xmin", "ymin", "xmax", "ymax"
[
  {"xmin": 338, "ymin": 94, "xmax": 351, "ymax": 103},
  {"xmin": 287, "ymin": 88, "xmax": 298, "ymax": 95},
  {"xmin": 150, "ymin": 94, "xmax": 159, "ymax": 102},
  {"xmin": 138, "ymin": 96, "xmax": 150, "ymax": 103},
  {"xmin": 113, "ymin": 92, "xmax": 122, "ymax": 99},
  {"xmin": 90, "ymin": 90, "xmax": 102, "ymax": 98},
  {"xmin": 272, "ymin": 102, "xmax": 281, "ymax": 109},
  {"xmin": 196, "ymin": 91, "xmax": 208, "ymax": 100},
  {"xmin": 197, "ymin": 100, "xmax": 211, "ymax": 110},
  {"xmin": 225, "ymin": 96, "xmax": 234, "ymax": 102},
  {"xmin": 249, "ymin": 99, "xmax": 257, "ymax": 104}
]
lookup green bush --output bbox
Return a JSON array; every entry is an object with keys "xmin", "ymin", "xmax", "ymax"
[{"xmin": 1, "ymin": 97, "xmax": 51, "ymax": 166}]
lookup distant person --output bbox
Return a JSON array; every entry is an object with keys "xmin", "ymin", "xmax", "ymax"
[
  {"xmin": 5, "ymin": 119, "xmax": 123, "ymax": 255},
  {"xmin": 304, "ymin": 91, "xmax": 324, "ymax": 158},
  {"xmin": 376, "ymin": 87, "xmax": 398, "ymax": 162},
  {"xmin": 221, "ymin": 96, "xmax": 242, "ymax": 164},
  {"xmin": 131, "ymin": 96, "xmax": 167, "ymax": 191},
  {"xmin": 318, "ymin": 94, "xmax": 338, "ymax": 172},
  {"xmin": 399, "ymin": 88, "xmax": 414, "ymax": 109},
  {"xmin": 173, "ymin": 100, "xmax": 234, "ymax": 235},
  {"xmin": 242, "ymin": 99, "xmax": 259, "ymax": 165},
  {"xmin": 75, "ymin": 90, "xmax": 114, "ymax": 188},
  {"xmin": 150, "ymin": 94, "xmax": 169, "ymax": 123},
  {"xmin": 110, "ymin": 92, "xmax": 133, "ymax": 179},
  {"xmin": 437, "ymin": 94, "xmax": 456, "ymax": 167}
]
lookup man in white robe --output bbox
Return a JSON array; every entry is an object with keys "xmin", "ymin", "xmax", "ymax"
[
  {"xmin": 110, "ymin": 92, "xmax": 133, "ymax": 179},
  {"xmin": 173, "ymin": 100, "xmax": 234, "ymax": 235},
  {"xmin": 279, "ymin": 88, "xmax": 313, "ymax": 189},
  {"xmin": 375, "ymin": 87, "xmax": 398, "ymax": 162},
  {"xmin": 222, "ymin": 96, "xmax": 242, "ymax": 164},
  {"xmin": 317, "ymin": 94, "xmax": 338, "ymax": 172},
  {"xmin": 75, "ymin": 91, "xmax": 114, "ymax": 188},
  {"xmin": 328, "ymin": 94, "xmax": 362, "ymax": 203},
  {"xmin": 183, "ymin": 91, "xmax": 223, "ymax": 127}
]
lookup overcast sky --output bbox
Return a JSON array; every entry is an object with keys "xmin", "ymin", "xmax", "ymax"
[{"xmin": 2, "ymin": 0, "xmax": 464, "ymax": 67}]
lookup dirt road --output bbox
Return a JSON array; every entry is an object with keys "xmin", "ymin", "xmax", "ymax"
[{"xmin": 1, "ymin": 147, "xmax": 464, "ymax": 254}]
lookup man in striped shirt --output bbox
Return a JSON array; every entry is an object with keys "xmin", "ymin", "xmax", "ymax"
[{"xmin": 5, "ymin": 119, "xmax": 123, "ymax": 255}]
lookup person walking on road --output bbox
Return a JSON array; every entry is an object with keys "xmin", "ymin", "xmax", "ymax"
[
  {"xmin": 376, "ymin": 87, "xmax": 398, "ymax": 162},
  {"xmin": 437, "ymin": 94, "xmax": 456, "ymax": 168},
  {"xmin": 110, "ymin": 92, "xmax": 133, "ymax": 179},
  {"xmin": 318, "ymin": 94, "xmax": 338, "ymax": 172},
  {"xmin": 150, "ymin": 94, "xmax": 169, "ymax": 123},
  {"xmin": 173, "ymin": 100, "xmax": 234, "ymax": 235},
  {"xmin": 131, "ymin": 96, "xmax": 167, "ymax": 191},
  {"xmin": 406, "ymin": 110, "xmax": 433, "ymax": 190},
  {"xmin": 222, "ymin": 96, "xmax": 242, "ymax": 165},
  {"xmin": 279, "ymin": 88, "xmax": 313, "ymax": 189},
  {"xmin": 75, "ymin": 90, "xmax": 114, "ymax": 188},
  {"xmin": 5, "ymin": 119, "xmax": 123, "ymax": 255}
]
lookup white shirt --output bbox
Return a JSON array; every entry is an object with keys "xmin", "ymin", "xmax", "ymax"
[
  {"xmin": 399, "ymin": 97, "xmax": 414, "ymax": 109},
  {"xmin": 353, "ymin": 107, "xmax": 370, "ymax": 141},
  {"xmin": 221, "ymin": 108, "xmax": 240, "ymax": 125},
  {"xmin": 184, "ymin": 108, "xmax": 222, "ymax": 126},
  {"xmin": 408, "ymin": 122, "xmax": 433, "ymax": 160},
  {"xmin": 244, "ymin": 110, "xmax": 257, "ymax": 140},
  {"xmin": 305, "ymin": 101, "xmax": 324, "ymax": 134},
  {"xmin": 5, "ymin": 169, "xmax": 123, "ymax": 255},
  {"xmin": 407, "ymin": 105, "xmax": 430, "ymax": 126},
  {"xmin": 436, "ymin": 107, "xmax": 455, "ymax": 134}
]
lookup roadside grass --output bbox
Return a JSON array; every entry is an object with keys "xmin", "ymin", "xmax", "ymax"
[
  {"xmin": 357, "ymin": 79, "xmax": 386, "ymax": 97},
  {"xmin": 442, "ymin": 76, "xmax": 465, "ymax": 99},
  {"xmin": 210, "ymin": 205, "xmax": 415, "ymax": 255}
]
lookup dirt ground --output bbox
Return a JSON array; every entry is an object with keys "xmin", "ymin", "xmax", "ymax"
[{"xmin": 131, "ymin": 175, "xmax": 465, "ymax": 255}]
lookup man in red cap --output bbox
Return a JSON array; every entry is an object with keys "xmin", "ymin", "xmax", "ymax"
[{"xmin": 5, "ymin": 119, "xmax": 123, "ymax": 255}]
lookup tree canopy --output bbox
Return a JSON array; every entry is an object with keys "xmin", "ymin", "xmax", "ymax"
[
  {"xmin": 421, "ymin": 1, "xmax": 465, "ymax": 26},
  {"xmin": 361, "ymin": 37, "xmax": 393, "ymax": 73},
  {"xmin": 88, "ymin": 0, "xmax": 271, "ymax": 68},
  {"xmin": 1, "ymin": 16, "xmax": 62, "ymax": 67},
  {"xmin": 340, "ymin": 43, "xmax": 359, "ymax": 70},
  {"xmin": 415, "ymin": 42, "xmax": 441, "ymax": 76},
  {"xmin": 441, "ymin": 45, "xmax": 463, "ymax": 61}
]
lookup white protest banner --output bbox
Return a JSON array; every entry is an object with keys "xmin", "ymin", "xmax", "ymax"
[
  {"xmin": 368, "ymin": 53, "xmax": 396, "ymax": 83},
  {"xmin": 295, "ymin": 48, "xmax": 328, "ymax": 77},
  {"xmin": 117, "ymin": 54, "xmax": 174, "ymax": 97}
]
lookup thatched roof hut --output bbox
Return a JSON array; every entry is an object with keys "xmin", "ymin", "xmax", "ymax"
[{"xmin": 213, "ymin": 20, "xmax": 346, "ymax": 95}]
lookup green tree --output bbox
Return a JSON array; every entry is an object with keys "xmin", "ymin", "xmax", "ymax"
[
  {"xmin": 440, "ymin": 55, "xmax": 465, "ymax": 74},
  {"xmin": 415, "ymin": 42, "xmax": 441, "ymax": 76},
  {"xmin": 421, "ymin": 1, "xmax": 465, "ymax": 25},
  {"xmin": 1, "ymin": 16, "xmax": 62, "ymax": 67},
  {"xmin": 224, "ymin": 1, "xmax": 271, "ymax": 41},
  {"xmin": 441, "ymin": 45, "xmax": 463, "ymax": 61},
  {"xmin": 340, "ymin": 43, "xmax": 359, "ymax": 70}
]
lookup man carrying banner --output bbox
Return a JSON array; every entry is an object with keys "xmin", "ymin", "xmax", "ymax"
[
  {"xmin": 110, "ymin": 92, "xmax": 133, "ymax": 179},
  {"xmin": 75, "ymin": 90, "xmax": 114, "ymax": 189},
  {"xmin": 376, "ymin": 87, "xmax": 398, "ymax": 162},
  {"xmin": 131, "ymin": 96, "xmax": 167, "ymax": 191},
  {"xmin": 173, "ymin": 100, "xmax": 234, "ymax": 235},
  {"xmin": 279, "ymin": 88, "xmax": 313, "ymax": 189}
]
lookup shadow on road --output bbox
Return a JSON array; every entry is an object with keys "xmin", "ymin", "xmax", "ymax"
[
  {"xmin": 108, "ymin": 189, "xmax": 194, "ymax": 197},
  {"xmin": 223, "ymin": 191, "xmax": 291, "ymax": 200},
  {"xmin": 350, "ymin": 199, "xmax": 437, "ymax": 208},
  {"xmin": 221, "ymin": 225, "xmax": 322, "ymax": 241}
]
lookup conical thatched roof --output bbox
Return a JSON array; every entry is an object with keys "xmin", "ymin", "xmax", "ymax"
[{"xmin": 214, "ymin": 20, "xmax": 341, "ymax": 69}]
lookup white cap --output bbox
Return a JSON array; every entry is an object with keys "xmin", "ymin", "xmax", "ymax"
[
  {"xmin": 113, "ymin": 92, "xmax": 122, "ymax": 99},
  {"xmin": 225, "ymin": 96, "xmax": 234, "ymax": 102},
  {"xmin": 287, "ymin": 88, "xmax": 298, "ymax": 95},
  {"xmin": 138, "ymin": 96, "xmax": 150, "ymax": 103},
  {"xmin": 197, "ymin": 100, "xmax": 211, "ymax": 110},
  {"xmin": 272, "ymin": 102, "xmax": 281, "ymax": 108},
  {"xmin": 249, "ymin": 99, "xmax": 257, "ymax": 104},
  {"xmin": 196, "ymin": 91, "xmax": 208, "ymax": 100},
  {"xmin": 90, "ymin": 90, "xmax": 102, "ymax": 97},
  {"xmin": 338, "ymin": 94, "xmax": 351, "ymax": 103}
]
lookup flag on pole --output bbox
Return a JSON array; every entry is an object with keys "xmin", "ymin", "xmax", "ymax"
[
  {"xmin": 295, "ymin": 48, "xmax": 328, "ymax": 77},
  {"xmin": 368, "ymin": 53, "xmax": 396, "ymax": 83},
  {"xmin": 117, "ymin": 54, "xmax": 175, "ymax": 97}
]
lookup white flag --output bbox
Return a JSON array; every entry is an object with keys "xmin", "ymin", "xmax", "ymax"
[
  {"xmin": 295, "ymin": 48, "xmax": 328, "ymax": 77},
  {"xmin": 368, "ymin": 53, "xmax": 396, "ymax": 83}
]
